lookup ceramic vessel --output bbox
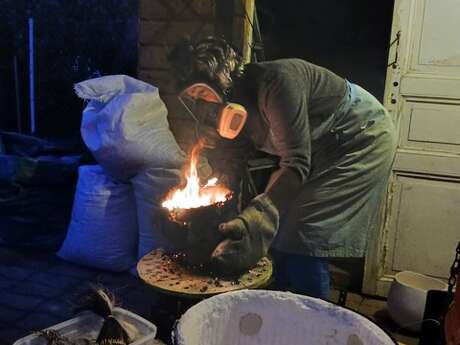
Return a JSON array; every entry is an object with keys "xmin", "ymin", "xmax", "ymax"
[
  {"xmin": 168, "ymin": 198, "xmax": 237, "ymax": 267},
  {"xmin": 387, "ymin": 270, "xmax": 448, "ymax": 332}
]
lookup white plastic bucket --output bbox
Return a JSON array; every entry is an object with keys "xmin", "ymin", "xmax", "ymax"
[{"xmin": 174, "ymin": 290, "xmax": 396, "ymax": 345}]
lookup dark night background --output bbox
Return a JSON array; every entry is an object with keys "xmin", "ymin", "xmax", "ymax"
[
  {"xmin": 0, "ymin": 0, "xmax": 394, "ymax": 137},
  {"xmin": 257, "ymin": 0, "xmax": 394, "ymax": 100},
  {"xmin": 0, "ymin": 0, "xmax": 139, "ymax": 137}
]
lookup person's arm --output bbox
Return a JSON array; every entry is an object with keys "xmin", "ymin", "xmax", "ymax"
[
  {"xmin": 260, "ymin": 68, "xmax": 311, "ymax": 215},
  {"xmin": 211, "ymin": 68, "xmax": 312, "ymax": 274},
  {"xmin": 264, "ymin": 168, "xmax": 302, "ymax": 214}
]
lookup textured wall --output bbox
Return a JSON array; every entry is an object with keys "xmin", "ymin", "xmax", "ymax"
[{"xmin": 138, "ymin": 0, "xmax": 254, "ymax": 151}]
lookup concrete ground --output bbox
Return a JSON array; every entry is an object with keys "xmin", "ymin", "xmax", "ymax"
[{"xmin": 0, "ymin": 245, "xmax": 419, "ymax": 345}]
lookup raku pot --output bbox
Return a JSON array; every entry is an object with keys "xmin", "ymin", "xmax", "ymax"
[{"xmin": 167, "ymin": 197, "xmax": 238, "ymax": 268}]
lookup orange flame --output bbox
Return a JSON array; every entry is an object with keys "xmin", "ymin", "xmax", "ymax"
[{"xmin": 162, "ymin": 141, "xmax": 232, "ymax": 210}]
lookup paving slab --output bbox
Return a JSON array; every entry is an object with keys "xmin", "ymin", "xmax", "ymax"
[
  {"xmin": 0, "ymin": 246, "xmax": 156, "ymax": 344},
  {"xmin": 0, "ymin": 305, "xmax": 28, "ymax": 324},
  {"xmin": 0, "ymin": 246, "xmax": 421, "ymax": 345}
]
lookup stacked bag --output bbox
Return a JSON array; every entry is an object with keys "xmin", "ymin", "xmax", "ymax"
[
  {"xmin": 58, "ymin": 75, "xmax": 185, "ymax": 272},
  {"xmin": 0, "ymin": 131, "xmax": 84, "ymax": 252}
]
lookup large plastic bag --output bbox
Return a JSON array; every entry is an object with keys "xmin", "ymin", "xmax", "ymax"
[
  {"xmin": 131, "ymin": 168, "xmax": 183, "ymax": 259},
  {"xmin": 75, "ymin": 75, "xmax": 185, "ymax": 181},
  {"xmin": 0, "ymin": 130, "xmax": 85, "ymax": 186},
  {"xmin": 0, "ymin": 181, "xmax": 75, "ymax": 251},
  {"xmin": 0, "ymin": 130, "xmax": 83, "ymax": 158},
  {"xmin": 0, "ymin": 131, "xmax": 84, "ymax": 251},
  {"xmin": 0, "ymin": 155, "xmax": 81, "ymax": 185},
  {"xmin": 57, "ymin": 165, "xmax": 137, "ymax": 271}
]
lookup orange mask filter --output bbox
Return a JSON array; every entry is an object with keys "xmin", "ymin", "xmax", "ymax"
[{"xmin": 179, "ymin": 83, "xmax": 248, "ymax": 140}]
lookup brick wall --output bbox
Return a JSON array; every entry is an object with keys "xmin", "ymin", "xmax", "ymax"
[{"xmin": 138, "ymin": 0, "xmax": 254, "ymax": 151}]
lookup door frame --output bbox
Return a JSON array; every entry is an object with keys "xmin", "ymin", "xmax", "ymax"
[{"xmin": 362, "ymin": 0, "xmax": 415, "ymax": 296}]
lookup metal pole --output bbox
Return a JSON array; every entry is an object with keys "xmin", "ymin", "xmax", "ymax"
[
  {"xmin": 13, "ymin": 55, "xmax": 22, "ymax": 133},
  {"xmin": 28, "ymin": 17, "xmax": 36, "ymax": 134}
]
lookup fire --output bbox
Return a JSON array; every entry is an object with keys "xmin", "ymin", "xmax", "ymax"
[{"xmin": 162, "ymin": 141, "xmax": 232, "ymax": 210}]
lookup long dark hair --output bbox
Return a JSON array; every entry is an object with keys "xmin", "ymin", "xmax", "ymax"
[{"xmin": 168, "ymin": 36, "xmax": 244, "ymax": 96}]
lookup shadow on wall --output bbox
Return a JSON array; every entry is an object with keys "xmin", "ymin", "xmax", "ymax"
[{"xmin": 257, "ymin": 0, "xmax": 395, "ymax": 102}]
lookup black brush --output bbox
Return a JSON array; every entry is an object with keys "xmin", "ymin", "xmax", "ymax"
[
  {"xmin": 96, "ymin": 316, "xmax": 130, "ymax": 345},
  {"xmin": 73, "ymin": 287, "xmax": 130, "ymax": 345},
  {"xmin": 73, "ymin": 287, "xmax": 114, "ymax": 318}
]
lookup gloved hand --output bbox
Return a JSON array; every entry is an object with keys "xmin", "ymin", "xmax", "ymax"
[{"xmin": 211, "ymin": 194, "xmax": 279, "ymax": 275}]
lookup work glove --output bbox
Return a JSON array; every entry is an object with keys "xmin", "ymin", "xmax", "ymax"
[{"xmin": 211, "ymin": 194, "xmax": 279, "ymax": 275}]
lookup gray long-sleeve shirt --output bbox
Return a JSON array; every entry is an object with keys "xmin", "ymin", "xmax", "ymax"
[
  {"xmin": 232, "ymin": 59, "xmax": 347, "ymax": 212},
  {"xmin": 235, "ymin": 59, "xmax": 346, "ymax": 182}
]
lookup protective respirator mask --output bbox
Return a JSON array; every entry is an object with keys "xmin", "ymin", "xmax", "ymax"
[{"xmin": 178, "ymin": 83, "xmax": 248, "ymax": 140}]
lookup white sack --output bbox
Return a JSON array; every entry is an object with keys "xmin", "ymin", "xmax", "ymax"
[
  {"xmin": 57, "ymin": 165, "xmax": 137, "ymax": 272},
  {"xmin": 131, "ymin": 168, "xmax": 182, "ymax": 259},
  {"xmin": 75, "ymin": 75, "xmax": 185, "ymax": 181}
]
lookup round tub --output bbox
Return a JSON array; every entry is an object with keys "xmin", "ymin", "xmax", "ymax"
[{"xmin": 173, "ymin": 289, "xmax": 396, "ymax": 345}]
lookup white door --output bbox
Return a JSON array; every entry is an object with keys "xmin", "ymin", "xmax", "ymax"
[{"xmin": 363, "ymin": 0, "xmax": 460, "ymax": 296}]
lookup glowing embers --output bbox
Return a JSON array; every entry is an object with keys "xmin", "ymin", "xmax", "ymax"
[{"xmin": 162, "ymin": 140, "xmax": 232, "ymax": 211}]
